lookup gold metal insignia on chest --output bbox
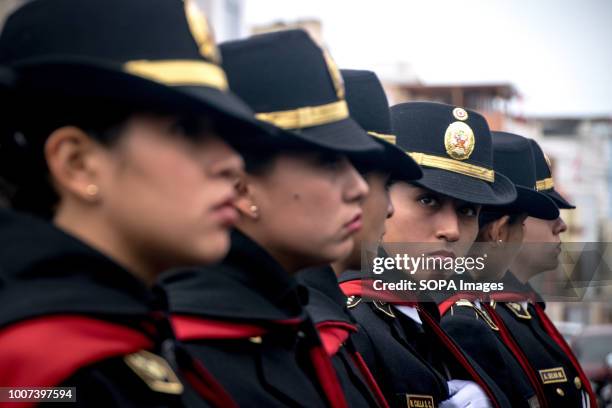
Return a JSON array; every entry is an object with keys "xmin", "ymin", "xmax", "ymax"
[{"xmin": 124, "ymin": 350, "xmax": 184, "ymax": 394}]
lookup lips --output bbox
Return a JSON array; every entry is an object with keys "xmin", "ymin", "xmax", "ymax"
[
  {"xmin": 343, "ymin": 212, "xmax": 363, "ymax": 234},
  {"xmin": 426, "ymin": 250, "xmax": 456, "ymax": 260},
  {"xmin": 211, "ymin": 195, "xmax": 238, "ymax": 227}
]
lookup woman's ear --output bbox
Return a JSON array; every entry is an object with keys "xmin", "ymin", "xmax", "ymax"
[
  {"xmin": 233, "ymin": 175, "xmax": 259, "ymax": 220},
  {"xmin": 491, "ymin": 215, "xmax": 512, "ymax": 243},
  {"xmin": 44, "ymin": 126, "xmax": 105, "ymax": 204}
]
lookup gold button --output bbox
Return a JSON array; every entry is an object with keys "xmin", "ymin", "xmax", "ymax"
[
  {"xmin": 248, "ymin": 336, "xmax": 262, "ymax": 344},
  {"xmin": 556, "ymin": 388, "xmax": 565, "ymax": 396},
  {"xmin": 574, "ymin": 376, "xmax": 582, "ymax": 389}
]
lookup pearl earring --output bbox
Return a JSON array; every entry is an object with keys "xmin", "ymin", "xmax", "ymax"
[{"xmin": 85, "ymin": 184, "xmax": 99, "ymax": 197}]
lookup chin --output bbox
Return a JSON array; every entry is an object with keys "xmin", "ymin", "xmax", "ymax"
[
  {"xmin": 322, "ymin": 241, "xmax": 354, "ymax": 265},
  {"xmin": 195, "ymin": 234, "xmax": 231, "ymax": 265}
]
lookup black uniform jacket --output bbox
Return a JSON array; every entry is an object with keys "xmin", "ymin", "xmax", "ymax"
[
  {"xmin": 490, "ymin": 272, "xmax": 596, "ymax": 407},
  {"xmin": 161, "ymin": 229, "xmax": 347, "ymax": 408},
  {"xmin": 298, "ymin": 266, "xmax": 389, "ymax": 408},
  {"xmin": 438, "ymin": 293, "xmax": 542, "ymax": 408},
  {"xmin": 338, "ymin": 270, "xmax": 511, "ymax": 408},
  {"xmin": 0, "ymin": 209, "xmax": 224, "ymax": 407}
]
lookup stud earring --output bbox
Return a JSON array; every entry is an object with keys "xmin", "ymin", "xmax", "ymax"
[
  {"xmin": 250, "ymin": 205, "xmax": 259, "ymax": 219},
  {"xmin": 85, "ymin": 184, "xmax": 99, "ymax": 197}
]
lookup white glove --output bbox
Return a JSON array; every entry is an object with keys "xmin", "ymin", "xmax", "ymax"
[{"xmin": 439, "ymin": 379, "xmax": 493, "ymax": 408}]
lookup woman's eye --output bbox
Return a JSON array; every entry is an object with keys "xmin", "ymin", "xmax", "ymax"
[
  {"xmin": 418, "ymin": 195, "xmax": 438, "ymax": 207},
  {"xmin": 459, "ymin": 206, "xmax": 478, "ymax": 217}
]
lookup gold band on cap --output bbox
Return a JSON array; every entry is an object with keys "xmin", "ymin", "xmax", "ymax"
[
  {"xmin": 255, "ymin": 100, "xmax": 349, "ymax": 129},
  {"xmin": 124, "ymin": 60, "xmax": 228, "ymax": 91},
  {"xmin": 536, "ymin": 177, "xmax": 554, "ymax": 191},
  {"xmin": 408, "ymin": 152, "xmax": 495, "ymax": 182},
  {"xmin": 368, "ymin": 132, "xmax": 397, "ymax": 145}
]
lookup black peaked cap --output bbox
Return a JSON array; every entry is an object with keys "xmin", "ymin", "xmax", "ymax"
[
  {"xmin": 390, "ymin": 102, "xmax": 516, "ymax": 205},
  {"xmin": 220, "ymin": 29, "xmax": 382, "ymax": 157},
  {"xmin": 528, "ymin": 139, "xmax": 575, "ymax": 209},
  {"xmin": 489, "ymin": 132, "xmax": 559, "ymax": 220},
  {"xmin": 341, "ymin": 69, "xmax": 421, "ymax": 182}
]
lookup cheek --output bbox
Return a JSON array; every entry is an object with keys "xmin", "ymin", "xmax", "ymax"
[
  {"xmin": 455, "ymin": 219, "xmax": 479, "ymax": 254},
  {"xmin": 385, "ymin": 203, "xmax": 425, "ymax": 241},
  {"xmin": 105, "ymin": 149, "xmax": 212, "ymax": 228}
]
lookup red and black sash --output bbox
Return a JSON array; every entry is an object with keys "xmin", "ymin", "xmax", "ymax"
[
  {"xmin": 490, "ymin": 291, "xmax": 597, "ymax": 408},
  {"xmin": 172, "ymin": 314, "xmax": 349, "ymax": 408},
  {"xmin": 480, "ymin": 302, "xmax": 549, "ymax": 408},
  {"xmin": 315, "ymin": 320, "xmax": 389, "ymax": 408},
  {"xmin": 340, "ymin": 279, "xmax": 503, "ymax": 408},
  {"xmin": 0, "ymin": 314, "xmax": 237, "ymax": 408}
]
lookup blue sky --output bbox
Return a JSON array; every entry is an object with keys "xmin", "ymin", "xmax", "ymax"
[{"xmin": 245, "ymin": 0, "xmax": 612, "ymax": 117}]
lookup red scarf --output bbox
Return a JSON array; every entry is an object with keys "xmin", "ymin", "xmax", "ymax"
[
  {"xmin": 172, "ymin": 314, "xmax": 348, "ymax": 408},
  {"xmin": 340, "ymin": 279, "xmax": 503, "ymax": 408}
]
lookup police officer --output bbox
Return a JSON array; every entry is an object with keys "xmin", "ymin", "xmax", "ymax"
[
  {"xmin": 339, "ymin": 101, "xmax": 516, "ymax": 408},
  {"xmin": 439, "ymin": 132, "xmax": 560, "ymax": 408},
  {"xmin": 491, "ymin": 138, "xmax": 597, "ymax": 407},
  {"xmin": 298, "ymin": 69, "xmax": 423, "ymax": 408},
  {"xmin": 0, "ymin": 0, "xmax": 277, "ymax": 406},
  {"xmin": 161, "ymin": 30, "xmax": 385, "ymax": 407}
]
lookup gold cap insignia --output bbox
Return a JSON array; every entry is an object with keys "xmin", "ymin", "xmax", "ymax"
[
  {"xmin": 124, "ymin": 350, "xmax": 184, "ymax": 394},
  {"xmin": 544, "ymin": 153, "xmax": 552, "ymax": 169},
  {"xmin": 184, "ymin": 0, "xmax": 221, "ymax": 64},
  {"xmin": 444, "ymin": 121, "xmax": 475, "ymax": 160},
  {"xmin": 322, "ymin": 49, "xmax": 345, "ymax": 100},
  {"xmin": 452, "ymin": 107, "xmax": 469, "ymax": 121}
]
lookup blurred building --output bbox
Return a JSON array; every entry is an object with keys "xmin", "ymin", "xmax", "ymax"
[
  {"xmin": 196, "ymin": 0, "xmax": 246, "ymax": 42},
  {"xmin": 384, "ymin": 81, "xmax": 520, "ymax": 131}
]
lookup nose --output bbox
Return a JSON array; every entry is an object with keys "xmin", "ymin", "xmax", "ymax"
[
  {"xmin": 553, "ymin": 216, "xmax": 568, "ymax": 235},
  {"xmin": 343, "ymin": 161, "xmax": 369, "ymax": 204},
  {"xmin": 434, "ymin": 202, "xmax": 460, "ymax": 242},
  {"xmin": 386, "ymin": 192, "xmax": 395, "ymax": 219},
  {"xmin": 210, "ymin": 141, "xmax": 244, "ymax": 181}
]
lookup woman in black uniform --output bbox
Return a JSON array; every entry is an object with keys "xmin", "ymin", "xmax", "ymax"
[
  {"xmin": 161, "ymin": 30, "xmax": 385, "ymax": 408},
  {"xmin": 0, "ymin": 0, "xmax": 277, "ymax": 406}
]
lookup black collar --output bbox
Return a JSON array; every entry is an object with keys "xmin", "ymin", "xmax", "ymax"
[
  {"xmin": 162, "ymin": 229, "xmax": 308, "ymax": 322},
  {"xmin": 297, "ymin": 265, "xmax": 352, "ymax": 325},
  {"xmin": 0, "ymin": 209, "xmax": 156, "ymax": 327}
]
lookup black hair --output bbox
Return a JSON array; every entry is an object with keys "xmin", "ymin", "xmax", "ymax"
[
  {"xmin": 0, "ymin": 91, "xmax": 132, "ymax": 219},
  {"xmin": 478, "ymin": 207, "xmax": 525, "ymax": 229}
]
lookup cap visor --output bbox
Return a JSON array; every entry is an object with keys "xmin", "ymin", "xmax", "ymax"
[
  {"xmin": 414, "ymin": 167, "xmax": 517, "ymax": 205},
  {"xmin": 544, "ymin": 188, "xmax": 576, "ymax": 209}
]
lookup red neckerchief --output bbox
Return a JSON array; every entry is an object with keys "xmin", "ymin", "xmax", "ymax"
[
  {"xmin": 340, "ymin": 279, "xmax": 503, "ymax": 408},
  {"xmin": 172, "ymin": 314, "xmax": 349, "ymax": 408},
  {"xmin": 0, "ymin": 314, "xmax": 238, "ymax": 408},
  {"xmin": 0, "ymin": 315, "xmax": 153, "ymax": 408},
  {"xmin": 315, "ymin": 320, "xmax": 389, "ymax": 408},
  {"xmin": 338, "ymin": 279, "xmax": 418, "ymax": 306}
]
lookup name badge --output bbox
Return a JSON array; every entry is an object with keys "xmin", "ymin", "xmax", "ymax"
[{"xmin": 539, "ymin": 367, "xmax": 568, "ymax": 384}]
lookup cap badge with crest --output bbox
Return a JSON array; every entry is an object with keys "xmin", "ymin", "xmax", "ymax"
[
  {"xmin": 323, "ymin": 49, "xmax": 345, "ymax": 100},
  {"xmin": 444, "ymin": 108, "xmax": 475, "ymax": 160},
  {"xmin": 184, "ymin": 0, "xmax": 220, "ymax": 63}
]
